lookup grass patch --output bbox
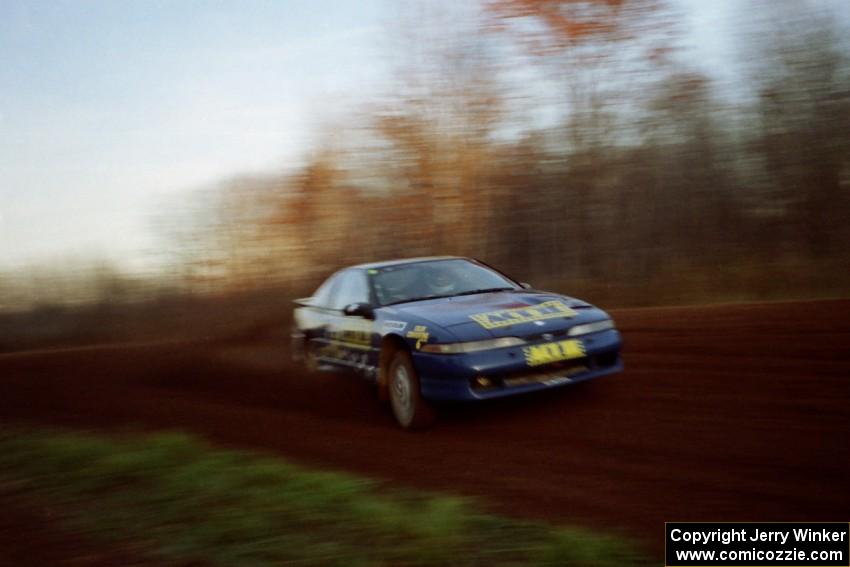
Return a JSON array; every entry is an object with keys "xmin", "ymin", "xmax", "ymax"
[{"xmin": 0, "ymin": 427, "xmax": 647, "ymax": 566}]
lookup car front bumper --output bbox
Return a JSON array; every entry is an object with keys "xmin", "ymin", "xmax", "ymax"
[{"xmin": 413, "ymin": 329, "xmax": 623, "ymax": 401}]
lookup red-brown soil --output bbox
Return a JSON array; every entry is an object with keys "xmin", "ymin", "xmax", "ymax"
[{"xmin": 1, "ymin": 299, "xmax": 848, "ymax": 556}]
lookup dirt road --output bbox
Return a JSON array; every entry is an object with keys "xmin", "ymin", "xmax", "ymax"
[{"xmin": 2, "ymin": 299, "xmax": 848, "ymax": 554}]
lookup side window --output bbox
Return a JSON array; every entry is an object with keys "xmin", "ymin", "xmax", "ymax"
[
  {"xmin": 331, "ymin": 270, "xmax": 370, "ymax": 310},
  {"xmin": 311, "ymin": 272, "xmax": 341, "ymax": 308}
]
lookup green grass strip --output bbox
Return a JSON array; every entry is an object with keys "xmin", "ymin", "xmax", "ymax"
[{"xmin": 0, "ymin": 428, "xmax": 648, "ymax": 566}]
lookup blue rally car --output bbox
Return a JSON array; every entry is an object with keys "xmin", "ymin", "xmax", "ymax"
[{"xmin": 292, "ymin": 257, "xmax": 623, "ymax": 429}]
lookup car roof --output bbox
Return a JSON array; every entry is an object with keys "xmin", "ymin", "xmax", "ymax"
[{"xmin": 350, "ymin": 256, "xmax": 469, "ymax": 270}]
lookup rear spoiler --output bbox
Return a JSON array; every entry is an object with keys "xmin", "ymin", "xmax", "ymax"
[{"xmin": 293, "ymin": 297, "xmax": 313, "ymax": 307}]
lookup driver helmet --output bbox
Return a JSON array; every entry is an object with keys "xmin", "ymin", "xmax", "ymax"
[{"xmin": 425, "ymin": 266, "xmax": 455, "ymax": 295}]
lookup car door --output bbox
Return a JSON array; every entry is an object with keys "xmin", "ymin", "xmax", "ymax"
[
  {"xmin": 296, "ymin": 271, "xmax": 343, "ymax": 365},
  {"xmin": 326, "ymin": 269, "xmax": 377, "ymax": 375}
]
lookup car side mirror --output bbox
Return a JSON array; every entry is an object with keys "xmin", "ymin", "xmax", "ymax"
[
  {"xmin": 520, "ymin": 282, "xmax": 532, "ymax": 289},
  {"xmin": 343, "ymin": 302, "xmax": 374, "ymax": 319}
]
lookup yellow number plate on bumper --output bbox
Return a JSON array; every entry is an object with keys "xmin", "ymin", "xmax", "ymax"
[{"xmin": 523, "ymin": 339, "xmax": 586, "ymax": 367}]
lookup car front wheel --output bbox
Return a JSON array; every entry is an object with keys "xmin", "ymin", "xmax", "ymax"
[{"xmin": 388, "ymin": 351, "xmax": 435, "ymax": 430}]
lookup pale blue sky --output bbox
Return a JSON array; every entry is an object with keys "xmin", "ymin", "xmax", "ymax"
[{"xmin": 1, "ymin": 0, "xmax": 387, "ymax": 271}]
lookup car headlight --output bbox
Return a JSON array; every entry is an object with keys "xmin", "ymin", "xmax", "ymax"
[
  {"xmin": 420, "ymin": 337, "xmax": 526, "ymax": 354},
  {"xmin": 567, "ymin": 319, "xmax": 614, "ymax": 337}
]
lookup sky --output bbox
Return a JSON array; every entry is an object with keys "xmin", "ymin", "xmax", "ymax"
[
  {"xmin": 1, "ymin": 0, "xmax": 387, "ymax": 272},
  {"xmin": 2, "ymin": 0, "xmax": 844, "ymax": 275}
]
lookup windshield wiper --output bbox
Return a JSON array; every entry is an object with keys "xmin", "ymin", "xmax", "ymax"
[
  {"xmin": 384, "ymin": 294, "xmax": 446, "ymax": 306},
  {"xmin": 383, "ymin": 287, "xmax": 514, "ymax": 306},
  {"xmin": 451, "ymin": 287, "xmax": 515, "ymax": 297}
]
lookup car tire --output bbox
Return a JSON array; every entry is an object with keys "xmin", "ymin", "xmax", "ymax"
[{"xmin": 388, "ymin": 350, "xmax": 435, "ymax": 430}]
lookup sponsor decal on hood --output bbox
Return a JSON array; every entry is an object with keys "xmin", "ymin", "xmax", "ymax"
[{"xmin": 470, "ymin": 300, "xmax": 577, "ymax": 329}]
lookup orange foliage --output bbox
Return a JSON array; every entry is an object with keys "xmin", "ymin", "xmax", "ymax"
[
  {"xmin": 486, "ymin": 0, "xmax": 665, "ymax": 54},
  {"xmin": 487, "ymin": 0, "xmax": 625, "ymax": 50}
]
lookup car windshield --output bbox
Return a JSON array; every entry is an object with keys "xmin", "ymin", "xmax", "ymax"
[{"xmin": 370, "ymin": 259, "xmax": 518, "ymax": 306}]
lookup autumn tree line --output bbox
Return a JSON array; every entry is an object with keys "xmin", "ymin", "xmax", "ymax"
[
  {"xmin": 167, "ymin": 0, "xmax": 845, "ymax": 306},
  {"xmin": 9, "ymin": 0, "xmax": 845, "ymax": 313}
]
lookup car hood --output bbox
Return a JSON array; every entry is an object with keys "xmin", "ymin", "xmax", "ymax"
[{"xmin": 387, "ymin": 291, "xmax": 610, "ymax": 340}]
